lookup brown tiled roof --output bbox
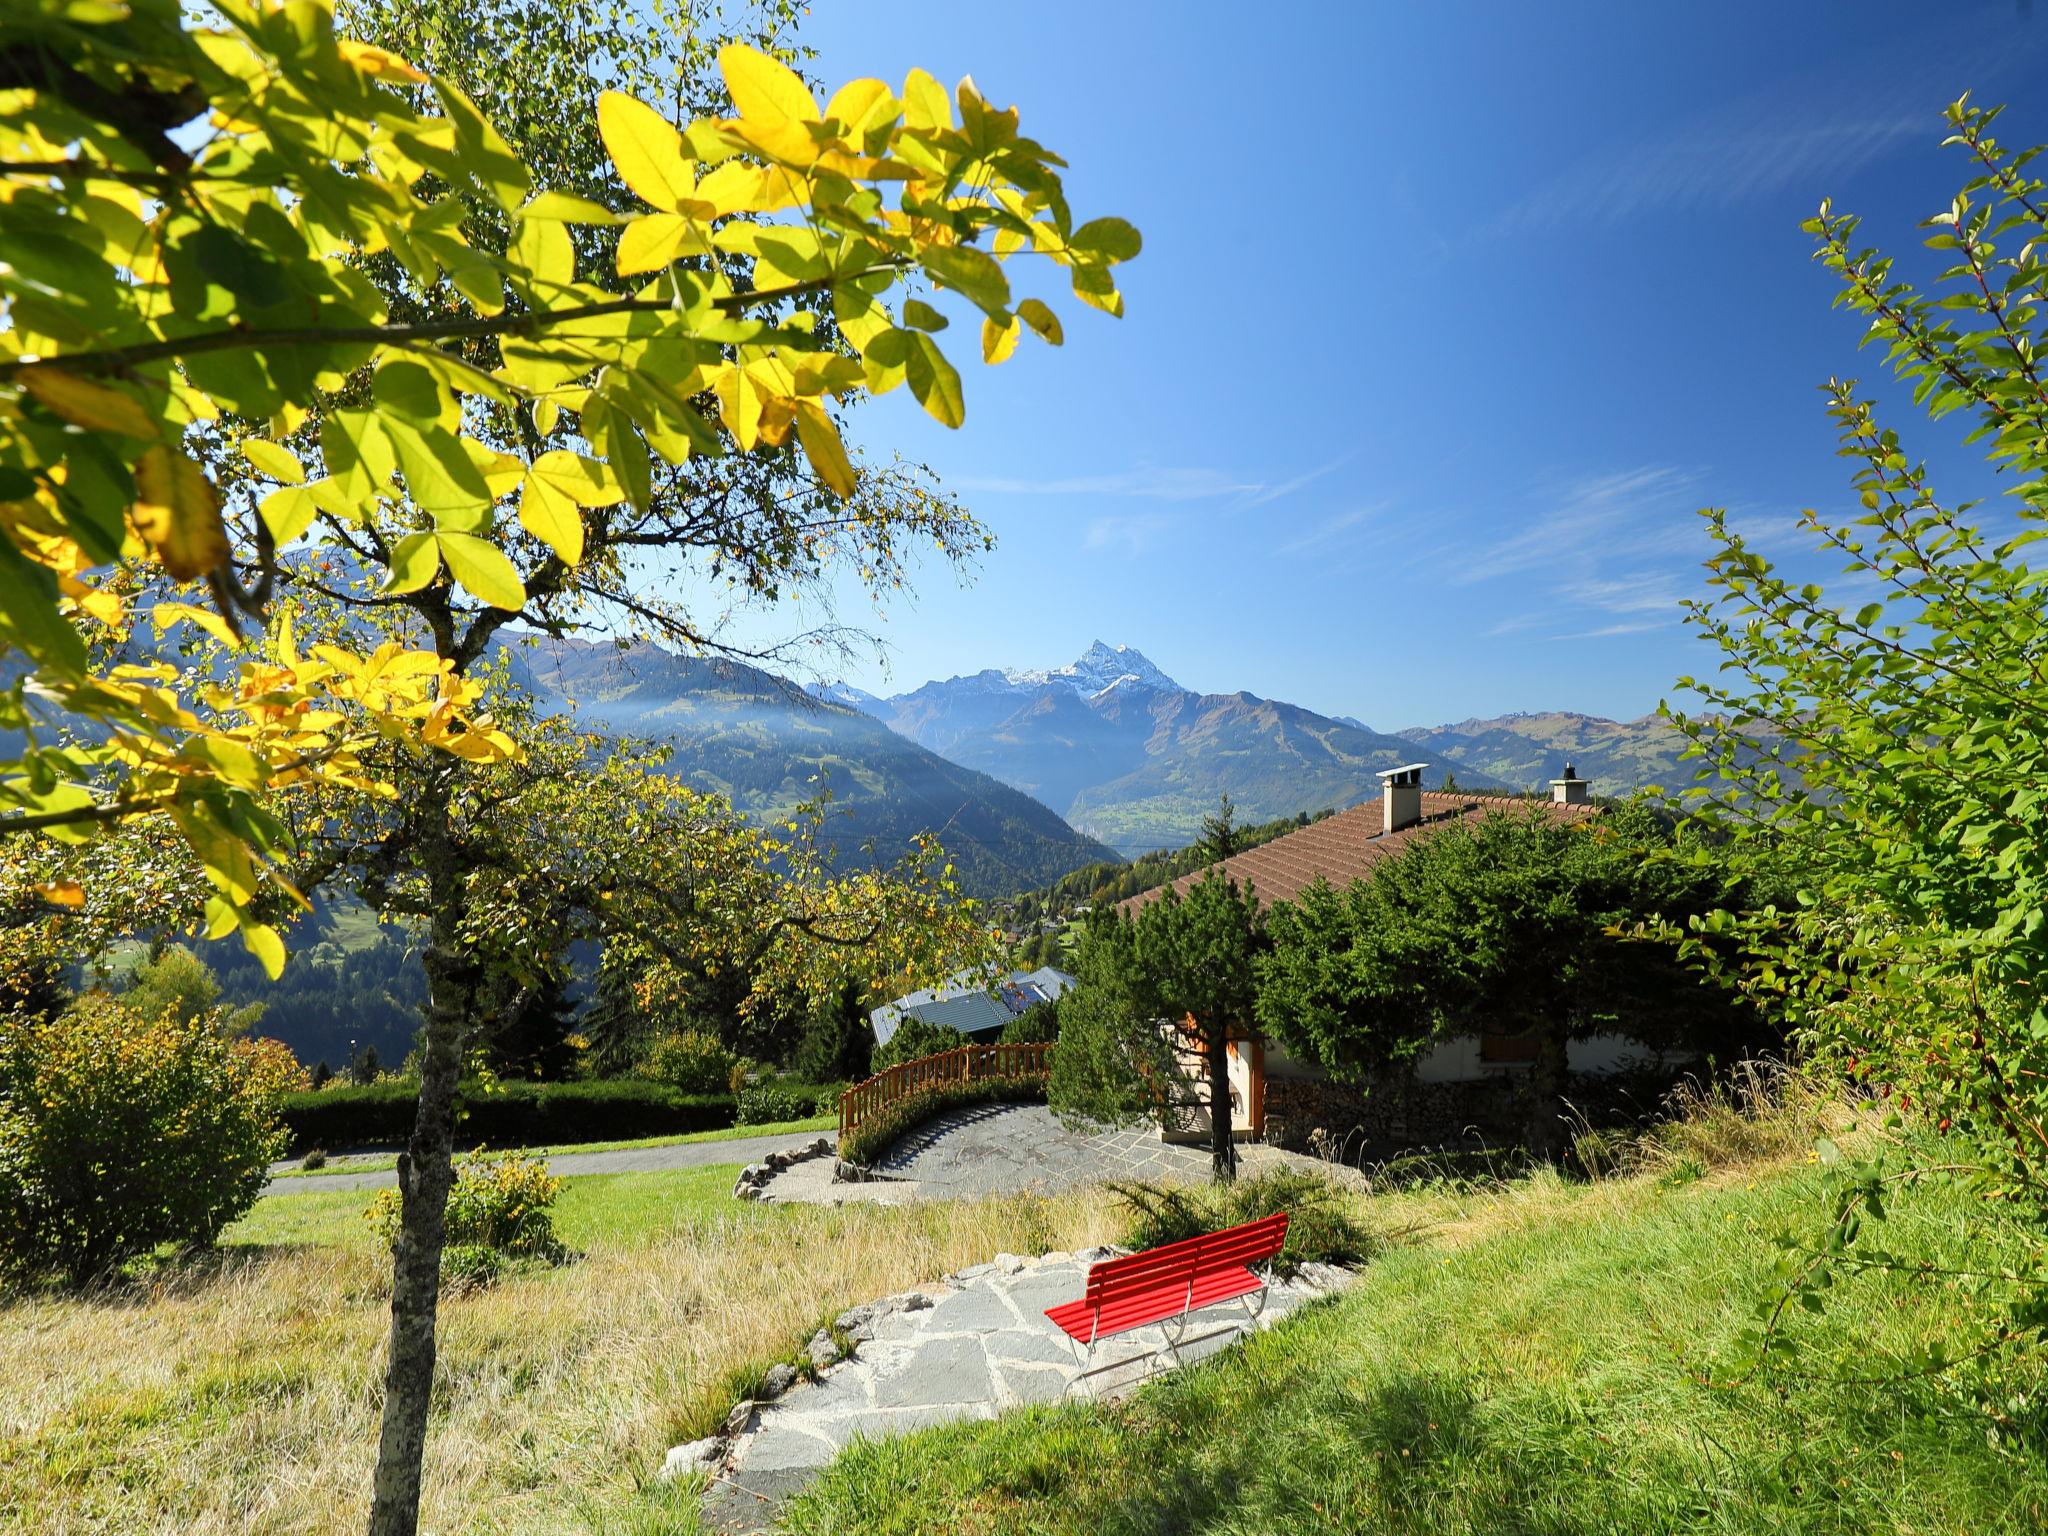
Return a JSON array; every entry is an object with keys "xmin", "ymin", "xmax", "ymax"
[{"xmin": 1120, "ymin": 793, "xmax": 1601, "ymax": 915}]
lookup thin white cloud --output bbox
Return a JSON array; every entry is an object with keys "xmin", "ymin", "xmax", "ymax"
[
  {"xmin": 1083, "ymin": 514, "xmax": 1170, "ymax": 554},
  {"xmin": 1548, "ymin": 620, "xmax": 1670, "ymax": 642},
  {"xmin": 1455, "ymin": 465, "xmax": 1704, "ymax": 586},
  {"xmin": 954, "ymin": 454, "xmax": 1351, "ymax": 510},
  {"xmin": 1497, "ymin": 112, "xmax": 1922, "ymax": 235},
  {"xmin": 1240, "ymin": 454, "xmax": 1354, "ymax": 509},
  {"xmin": 1278, "ymin": 502, "xmax": 1386, "ymax": 556}
]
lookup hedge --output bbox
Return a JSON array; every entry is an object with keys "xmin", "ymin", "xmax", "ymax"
[
  {"xmin": 838, "ymin": 1076, "xmax": 1046, "ymax": 1167},
  {"xmin": 736, "ymin": 1079, "xmax": 844, "ymax": 1125},
  {"xmin": 280, "ymin": 1079, "xmax": 736, "ymax": 1154}
]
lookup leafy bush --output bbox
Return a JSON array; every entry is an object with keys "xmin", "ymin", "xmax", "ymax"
[
  {"xmin": 0, "ymin": 995, "xmax": 292, "ymax": 1283},
  {"xmin": 737, "ymin": 1079, "xmax": 841, "ymax": 1124},
  {"xmin": 637, "ymin": 1029, "xmax": 737, "ymax": 1095},
  {"xmin": 871, "ymin": 1016, "xmax": 968, "ymax": 1072},
  {"xmin": 279, "ymin": 1079, "xmax": 734, "ymax": 1153},
  {"xmin": 366, "ymin": 1150, "xmax": 565, "ymax": 1286},
  {"xmin": 838, "ymin": 1076, "xmax": 1046, "ymax": 1166},
  {"xmin": 1108, "ymin": 1169, "xmax": 1378, "ymax": 1276}
]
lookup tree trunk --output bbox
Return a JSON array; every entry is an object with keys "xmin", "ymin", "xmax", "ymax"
[
  {"xmin": 1524, "ymin": 1021, "xmax": 1570, "ymax": 1163},
  {"xmin": 367, "ymin": 808, "xmax": 477, "ymax": 1536},
  {"xmin": 1206, "ymin": 1023, "xmax": 1237, "ymax": 1183}
]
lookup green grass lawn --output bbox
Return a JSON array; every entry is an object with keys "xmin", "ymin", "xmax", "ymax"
[
  {"xmin": 230, "ymin": 1163, "xmax": 754, "ymax": 1250},
  {"xmin": 268, "ymin": 1113, "xmax": 838, "ymax": 1180},
  {"xmin": 780, "ymin": 1156, "xmax": 2048, "ymax": 1536}
]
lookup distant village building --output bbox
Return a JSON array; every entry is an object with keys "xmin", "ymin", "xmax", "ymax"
[
  {"xmin": 1120, "ymin": 765, "xmax": 1674, "ymax": 1153},
  {"xmin": 869, "ymin": 966, "xmax": 1077, "ymax": 1048}
]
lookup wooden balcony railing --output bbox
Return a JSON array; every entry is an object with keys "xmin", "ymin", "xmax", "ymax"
[{"xmin": 837, "ymin": 1041, "xmax": 1053, "ymax": 1147}]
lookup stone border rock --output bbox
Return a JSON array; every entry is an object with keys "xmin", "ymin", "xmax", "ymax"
[
  {"xmin": 731, "ymin": 1136, "xmax": 835, "ymax": 1201},
  {"xmin": 656, "ymin": 1276, "xmax": 961, "ymax": 1485}
]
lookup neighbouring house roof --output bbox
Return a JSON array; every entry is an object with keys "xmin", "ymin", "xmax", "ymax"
[
  {"xmin": 869, "ymin": 965, "xmax": 1078, "ymax": 1047},
  {"xmin": 1121, "ymin": 792, "xmax": 1600, "ymax": 915}
]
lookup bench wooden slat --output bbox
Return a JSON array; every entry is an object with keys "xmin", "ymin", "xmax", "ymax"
[{"xmin": 1049, "ymin": 1212, "xmax": 1288, "ymax": 1346}]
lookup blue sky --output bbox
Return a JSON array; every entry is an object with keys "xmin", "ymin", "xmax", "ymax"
[{"xmin": 711, "ymin": 0, "xmax": 2048, "ymax": 727}]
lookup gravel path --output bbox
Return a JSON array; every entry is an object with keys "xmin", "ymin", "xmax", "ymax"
[
  {"xmin": 692, "ymin": 1248, "xmax": 1353, "ymax": 1532},
  {"xmin": 262, "ymin": 1130, "xmax": 827, "ymax": 1197}
]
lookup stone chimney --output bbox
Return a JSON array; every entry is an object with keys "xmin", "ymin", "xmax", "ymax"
[
  {"xmin": 1376, "ymin": 763, "xmax": 1428, "ymax": 834},
  {"xmin": 1550, "ymin": 762, "xmax": 1590, "ymax": 805}
]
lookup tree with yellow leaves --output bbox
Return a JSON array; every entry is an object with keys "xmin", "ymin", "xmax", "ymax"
[{"xmin": 1, "ymin": 2, "xmax": 1136, "ymax": 1528}]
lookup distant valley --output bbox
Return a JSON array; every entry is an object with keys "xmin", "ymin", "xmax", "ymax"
[{"xmin": 507, "ymin": 637, "xmax": 1118, "ymax": 898}]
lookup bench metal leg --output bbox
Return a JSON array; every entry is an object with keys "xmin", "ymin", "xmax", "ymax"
[{"xmin": 1061, "ymin": 1284, "xmax": 1272, "ymax": 1399}]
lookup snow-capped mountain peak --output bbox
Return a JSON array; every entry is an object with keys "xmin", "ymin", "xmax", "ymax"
[{"xmin": 1003, "ymin": 641, "xmax": 1181, "ymax": 697}]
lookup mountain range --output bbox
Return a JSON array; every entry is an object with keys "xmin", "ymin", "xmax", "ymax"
[
  {"xmin": 829, "ymin": 644, "xmax": 1466, "ymax": 856},
  {"xmin": 824, "ymin": 644, "xmax": 1718, "ymax": 857},
  {"xmin": 506, "ymin": 637, "xmax": 1118, "ymax": 898}
]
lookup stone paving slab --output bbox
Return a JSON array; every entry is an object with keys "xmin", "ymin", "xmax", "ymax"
[{"xmin": 693, "ymin": 1247, "xmax": 1353, "ymax": 1533}]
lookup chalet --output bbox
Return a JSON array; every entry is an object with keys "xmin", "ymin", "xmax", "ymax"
[
  {"xmin": 1120, "ymin": 764, "xmax": 1673, "ymax": 1152},
  {"xmin": 869, "ymin": 965, "xmax": 1076, "ymax": 1049}
]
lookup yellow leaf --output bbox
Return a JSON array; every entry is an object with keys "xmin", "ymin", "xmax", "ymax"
[
  {"xmin": 438, "ymin": 531, "xmax": 527, "ymax": 610},
  {"xmin": 794, "ymin": 400, "xmax": 858, "ymax": 498},
  {"xmin": 529, "ymin": 450, "xmax": 625, "ymax": 508},
  {"xmin": 518, "ymin": 471, "xmax": 580, "ymax": 563},
  {"xmin": 616, "ymin": 213, "xmax": 697, "ymax": 275},
  {"xmin": 242, "ymin": 438, "xmax": 306, "ymax": 483},
  {"xmin": 511, "ymin": 215, "xmax": 575, "ymax": 287},
  {"xmin": 33, "ymin": 880, "xmax": 83, "ymax": 908},
  {"xmin": 825, "ymin": 78, "xmax": 894, "ymax": 133},
  {"xmin": 597, "ymin": 91, "xmax": 694, "ymax": 211},
  {"xmin": 151, "ymin": 601, "xmax": 242, "ymax": 649},
  {"xmin": 901, "ymin": 68, "xmax": 952, "ymax": 131},
  {"xmin": 242, "ymin": 921, "xmax": 286, "ymax": 981},
  {"xmin": 981, "ymin": 313, "xmax": 1020, "ymax": 365},
  {"xmin": 721, "ymin": 42, "xmax": 819, "ymax": 122},
  {"xmin": 22, "ymin": 370, "xmax": 160, "ymax": 438},
  {"xmin": 337, "ymin": 39, "xmax": 426, "ymax": 83},
  {"xmin": 131, "ymin": 444, "xmax": 228, "ymax": 579}
]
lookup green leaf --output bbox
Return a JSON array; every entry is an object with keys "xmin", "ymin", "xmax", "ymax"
[
  {"xmin": 0, "ymin": 538, "xmax": 87, "ymax": 678},
  {"xmin": 259, "ymin": 484, "xmax": 319, "ymax": 545},
  {"xmin": 438, "ymin": 531, "xmax": 527, "ymax": 610},
  {"xmin": 904, "ymin": 332, "xmax": 965, "ymax": 428},
  {"xmin": 903, "ymin": 297, "xmax": 949, "ymax": 332},
  {"xmin": 921, "ymin": 245, "xmax": 1010, "ymax": 312},
  {"xmin": 1069, "ymin": 217, "xmax": 1142, "ymax": 262},
  {"xmin": 382, "ymin": 531, "xmax": 441, "ymax": 594},
  {"xmin": 385, "ymin": 421, "xmax": 495, "ymax": 528},
  {"xmin": 1016, "ymin": 298, "xmax": 1063, "ymax": 344}
]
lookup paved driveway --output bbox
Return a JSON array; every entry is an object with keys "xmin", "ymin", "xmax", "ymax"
[
  {"xmin": 262, "ymin": 1129, "xmax": 827, "ymax": 1197},
  {"xmin": 857, "ymin": 1104, "xmax": 1217, "ymax": 1197}
]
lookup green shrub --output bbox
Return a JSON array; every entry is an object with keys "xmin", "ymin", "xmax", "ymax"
[
  {"xmin": 366, "ymin": 1150, "xmax": 566, "ymax": 1285},
  {"xmin": 1108, "ymin": 1169, "xmax": 1378, "ymax": 1275},
  {"xmin": 278, "ymin": 1079, "xmax": 735, "ymax": 1154},
  {"xmin": 736, "ymin": 1080, "xmax": 840, "ymax": 1124},
  {"xmin": 0, "ymin": 994, "xmax": 292, "ymax": 1283},
  {"xmin": 838, "ymin": 1075, "xmax": 1046, "ymax": 1166},
  {"xmin": 637, "ymin": 1029, "xmax": 737, "ymax": 1094},
  {"xmin": 871, "ymin": 1016, "xmax": 968, "ymax": 1072}
]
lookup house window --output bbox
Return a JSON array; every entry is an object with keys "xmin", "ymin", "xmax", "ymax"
[{"xmin": 1478, "ymin": 1033, "xmax": 1539, "ymax": 1065}]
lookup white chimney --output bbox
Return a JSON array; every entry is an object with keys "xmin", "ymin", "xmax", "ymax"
[
  {"xmin": 1551, "ymin": 762, "xmax": 1590, "ymax": 805},
  {"xmin": 1376, "ymin": 763, "xmax": 1428, "ymax": 833}
]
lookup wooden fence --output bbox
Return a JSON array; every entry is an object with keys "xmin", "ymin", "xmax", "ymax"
[{"xmin": 838, "ymin": 1041, "xmax": 1053, "ymax": 1146}]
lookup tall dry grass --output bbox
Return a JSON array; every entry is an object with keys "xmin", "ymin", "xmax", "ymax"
[{"xmin": 0, "ymin": 1190, "xmax": 1123, "ymax": 1535}]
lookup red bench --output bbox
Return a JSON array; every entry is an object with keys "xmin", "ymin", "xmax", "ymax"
[{"xmin": 1044, "ymin": 1211, "xmax": 1289, "ymax": 1394}]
